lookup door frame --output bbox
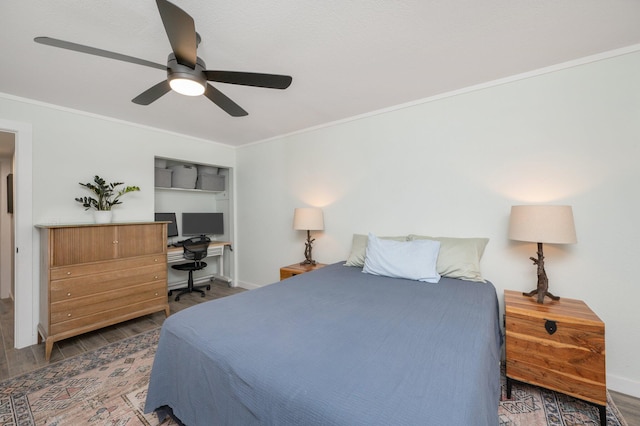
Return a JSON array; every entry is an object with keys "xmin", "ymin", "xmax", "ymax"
[{"xmin": 0, "ymin": 119, "xmax": 34, "ymax": 348}]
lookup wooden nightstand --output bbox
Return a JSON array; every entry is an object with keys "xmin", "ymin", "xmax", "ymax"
[
  {"xmin": 280, "ymin": 262, "xmax": 327, "ymax": 280},
  {"xmin": 504, "ymin": 290, "xmax": 606, "ymax": 426}
]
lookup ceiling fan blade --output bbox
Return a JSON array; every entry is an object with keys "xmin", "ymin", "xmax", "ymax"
[
  {"xmin": 34, "ymin": 37, "xmax": 167, "ymax": 71},
  {"xmin": 204, "ymin": 84, "xmax": 248, "ymax": 117},
  {"xmin": 156, "ymin": 0, "xmax": 197, "ymax": 68},
  {"xmin": 204, "ymin": 71, "xmax": 292, "ymax": 89},
  {"xmin": 132, "ymin": 80, "xmax": 171, "ymax": 105}
]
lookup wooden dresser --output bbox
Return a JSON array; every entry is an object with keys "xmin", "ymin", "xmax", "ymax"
[
  {"xmin": 504, "ymin": 290, "xmax": 606, "ymax": 425},
  {"xmin": 37, "ymin": 222, "xmax": 170, "ymax": 360}
]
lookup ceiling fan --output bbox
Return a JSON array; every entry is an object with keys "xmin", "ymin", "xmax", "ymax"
[{"xmin": 34, "ymin": 0, "xmax": 292, "ymax": 117}]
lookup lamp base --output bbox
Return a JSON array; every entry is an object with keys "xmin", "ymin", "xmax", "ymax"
[
  {"xmin": 300, "ymin": 230, "xmax": 317, "ymax": 266},
  {"xmin": 522, "ymin": 288, "xmax": 560, "ymax": 304},
  {"xmin": 523, "ymin": 242, "xmax": 562, "ymax": 304}
]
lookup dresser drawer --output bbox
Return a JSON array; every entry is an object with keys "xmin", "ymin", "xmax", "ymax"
[
  {"xmin": 50, "ymin": 254, "xmax": 165, "ymax": 281},
  {"xmin": 50, "ymin": 264, "xmax": 166, "ymax": 303},
  {"xmin": 50, "ymin": 281, "xmax": 166, "ymax": 328},
  {"xmin": 50, "ymin": 295, "xmax": 168, "ymax": 336}
]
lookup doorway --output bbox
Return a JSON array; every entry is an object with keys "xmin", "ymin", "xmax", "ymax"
[
  {"xmin": 0, "ymin": 131, "xmax": 15, "ymax": 300},
  {"xmin": 0, "ymin": 120, "xmax": 34, "ymax": 350}
]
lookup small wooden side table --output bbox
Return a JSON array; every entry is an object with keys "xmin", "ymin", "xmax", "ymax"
[
  {"xmin": 504, "ymin": 289, "xmax": 606, "ymax": 426},
  {"xmin": 280, "ymin": 262, "xmax": 327, "ymax": 280}
]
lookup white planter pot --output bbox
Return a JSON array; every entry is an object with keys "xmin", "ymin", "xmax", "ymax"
[{"xmin": 93, "ymin": 210, "xmax": 113, "ymax": 224}]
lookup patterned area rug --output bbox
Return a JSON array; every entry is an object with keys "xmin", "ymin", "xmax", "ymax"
[
  {"xmin": 499, "ymin": 372, "xmax": 628, "ymax": 426},
  {"xmin": 0, "ymin": 328, "xmax": 174, "ymax": 426},
  {"xmin": 0, "ymin": 328, "xmax": 629, "ymax": 425}
]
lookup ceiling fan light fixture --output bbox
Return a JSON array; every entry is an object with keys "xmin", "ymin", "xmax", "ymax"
[
  {"xmin": 169, "ymin": 76, "xmax": 205, "ymax": 96},
  {"xmin": 167, "ymin": 53, "xmax": 207, "ymax": 97}
]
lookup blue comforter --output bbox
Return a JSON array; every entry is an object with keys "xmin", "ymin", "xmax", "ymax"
[{"xmin": 145, "ymin": 262, "xmax": 502, "ymax": 425}]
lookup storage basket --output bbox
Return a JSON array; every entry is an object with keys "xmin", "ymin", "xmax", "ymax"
[
  {"xmin": 154, "ymin": 168, "xmax": 172, "ymax": 188},
  {"xmin": 170, "ymin": 164, "xmax": 197, "ymax": 189},
  {"xmin": 197, "ymin": 165, "xmax": 218, "ymax": 175},
  {"xmin": 196, "ymin": 173, "xmax": 225, "ymax": 191}
]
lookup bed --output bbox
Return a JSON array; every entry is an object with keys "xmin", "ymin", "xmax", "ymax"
[{"xmin": 144, "ymin": 260, "xmax": 502, "ymax": 425}]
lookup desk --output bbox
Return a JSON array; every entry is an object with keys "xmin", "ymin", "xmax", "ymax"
[{"xmin": 167, "ymin": 241, "xmax": 232, "ymax": 287}]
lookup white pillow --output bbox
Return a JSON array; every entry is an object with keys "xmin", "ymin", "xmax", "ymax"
[{"xmin": 363, "ymin": 233, "xmax": 441, "ymax": 283}]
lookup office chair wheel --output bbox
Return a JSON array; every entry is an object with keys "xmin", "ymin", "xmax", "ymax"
[
  {"xmin": 206, "ymin": 285, "xmax": 211, "ymax": 290},
  {"xmin": 168, "ymin": 290, "xmax": 173, "ymax": 296},
  {"xmin": 175, "ymin": 295, "xmax": 180, "ymax": 302}
]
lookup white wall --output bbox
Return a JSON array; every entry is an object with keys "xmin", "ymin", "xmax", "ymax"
[
  {"xmin": 236, "ymin": 50, "xmax": 640, "ymax": 396},
  {"xmin": 0, "ymin": 94, "xmax": 236, "ymax": 346}
]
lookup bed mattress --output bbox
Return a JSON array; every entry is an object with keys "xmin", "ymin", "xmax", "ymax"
[{"xmin": 145, "ymin": 262, "xmax": 502, "ymax": 425}]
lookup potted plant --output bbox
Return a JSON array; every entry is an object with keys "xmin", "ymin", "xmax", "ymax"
[{"xmin": 75, "ymin": 175, "xmax": 140, "ymax": 223}]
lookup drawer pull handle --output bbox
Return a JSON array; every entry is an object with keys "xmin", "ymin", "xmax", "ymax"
[
  {"xmin": 154, "ymin": 276, "xmax": 158, "ymax": 279},
  {"xmin": 155, "ymin": 292, "xmax": 158, "ymax": 296},
  {"xmin": 544, "ymin": 319, "xmax": 557, "ymax": 335},
  {"xmin": 67, "ymin": 292, "xmax": 71, "ymax": 297},
  {"xmin": 67, "ymin": 313, "xmax": 72, "ymax": 317},
  {"xmin": 66, "ymin": 272, "xmax": 72, "ymax": 275},
  {"xmin": 155, "ymin": 258, "xmax": 158, "ymax": 262}
]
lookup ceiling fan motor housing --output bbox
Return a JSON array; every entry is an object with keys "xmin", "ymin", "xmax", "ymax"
[{"xmin": 167, "ymin": 53, "xmax": 207, "ymax": 95}]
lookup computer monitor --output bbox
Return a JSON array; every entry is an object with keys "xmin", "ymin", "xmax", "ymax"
[
  {"xmin": 154, "ymin": 212, "xmax": 179, "ymax": 237},
  {"xmin": 182, "ymin": 212, "xmax": 224, "ymax": 237}
]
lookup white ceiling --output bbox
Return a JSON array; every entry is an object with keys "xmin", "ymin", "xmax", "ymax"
[{"xmin": 1, "ymin": 1, "xmax": 640, "ymax": 147}]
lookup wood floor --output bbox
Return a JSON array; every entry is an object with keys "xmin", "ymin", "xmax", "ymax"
[{"xmin": 1, "ymin": 282, "xmax": 638, "ymax": 424}]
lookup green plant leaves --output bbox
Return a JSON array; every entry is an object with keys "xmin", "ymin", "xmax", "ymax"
[{"xmin": 75, "ymin": 175, "xmax": 140, "ymax": 211}]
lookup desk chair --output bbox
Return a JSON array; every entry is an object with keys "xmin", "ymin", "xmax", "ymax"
[{"xmin": 169, "ymin": 236, "xmax": 211, "ymax": 301}]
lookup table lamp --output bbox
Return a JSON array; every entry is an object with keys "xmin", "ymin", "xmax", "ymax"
[
  {"xmin": 508, "ymin": 205, "xmax": 577, "ymax": 304},
  {"xmin": 293, "ymin": 207, "xmax": 324, "ymax": 265}
]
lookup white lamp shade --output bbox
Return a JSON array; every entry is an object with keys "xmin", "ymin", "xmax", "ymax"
[
  {"xmin": 293, "ymin": 207, "xmax": 324, "ymax": 231},
  {"xmin": 508, "ymin": 205, "xmax": 577, "ymax": 244}
]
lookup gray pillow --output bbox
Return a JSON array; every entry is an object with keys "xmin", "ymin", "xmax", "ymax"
[
  {"xmin": 344, "ymin": 234, "xmax": 408, "ymax": 267},
  {"xmin": 408, "ymin": 235, "xmax": 489, "ymax": 282}
]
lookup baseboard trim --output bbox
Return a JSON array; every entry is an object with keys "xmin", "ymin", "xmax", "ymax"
[
  {"xmin": 236, "ymin": 280, "xmax": 262, "ymax": 290},
  {"xmin": 608, "ymin": 373, "xmax": 640, "ymax": 398}
]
